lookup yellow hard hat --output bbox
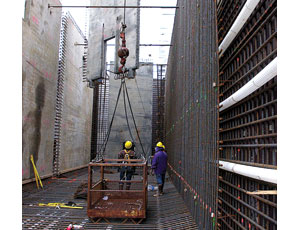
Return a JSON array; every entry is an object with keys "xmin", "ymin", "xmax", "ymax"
[
  {"xmin": 156, "ymin": 142, "xmax": 164, "ymax": 148},
  {"xmin": 162, "ymin": 145, "xmax": 165, "ymax": 149},
  {"xmin": 125, "ymin": 141, "xmax": 132, "ymax": 149}
]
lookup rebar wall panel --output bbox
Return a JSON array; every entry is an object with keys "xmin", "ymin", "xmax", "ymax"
[
  {"xmin": 165, "ymin": 0, "xmax": 219, "ymax": 229},
  {"xmin": 152, "ymin": 65, "xmax": 166, "ymax": 154},
  {"xmin": 90, "ymin": 78, "xmax": 110, "ymax": 160},
  {"xmin": 217, "ymin": 0, "xmax": 277, "ymax": 229}
]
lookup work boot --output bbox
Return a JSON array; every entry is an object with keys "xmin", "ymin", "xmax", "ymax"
[
  {"xmin": 125, "ymin": 184, "xmax": 131, "ymax": 190},
  {"xmin": 119, "ymin": 184, "xmax": 124, "ymax": 190},
  {"xmin": 153, "ymin": 185, "xmax": 163, "ymax": 197}
]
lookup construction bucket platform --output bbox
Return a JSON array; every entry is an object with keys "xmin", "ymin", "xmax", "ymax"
[{"xmin": 87, "ymin": 159, "xmax": 147, "ymax": 222}]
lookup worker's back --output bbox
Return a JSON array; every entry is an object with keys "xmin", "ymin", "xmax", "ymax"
[{"xmin": 152, "ymin": 147, "xmax": 168, "ymax": 174}]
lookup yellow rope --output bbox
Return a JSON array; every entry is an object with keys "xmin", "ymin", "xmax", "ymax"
[
  {"xmin": 38, "ymin": 203, "xmax": 83, "ymax": 209},
  {"xmin": 30, "ymin": 155, "xmax": 43, "ymax": 189}
]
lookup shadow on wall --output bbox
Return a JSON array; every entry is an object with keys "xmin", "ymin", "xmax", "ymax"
[{"xmin": 22, "ymin": 79, "xmax": 45, "ymax": 178}]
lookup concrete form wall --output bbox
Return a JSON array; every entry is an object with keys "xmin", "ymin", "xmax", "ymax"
[
  {"xmin": 87, "ymin": 0, "xmax": 140, "ymax": 81},
  {"xmin": 87, "ymin": 0, "xmax": 152, "ymax": 159},
  {"xmin": 22, "ymin": 0, "xmax": 93, "ymax": 180},
  {"xmin": 105, "ymin": 64, "xmax": 153, "ymax": 159},
  {"xmin": 58, "ymin": 13, "xmax": 93, "ymax": 172},
  {"xmin": 22, "ymin": 0, "xmax": 62, "ymax": 180}
]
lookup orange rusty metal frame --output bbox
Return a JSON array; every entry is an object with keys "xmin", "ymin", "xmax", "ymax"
[{"xmin": 87, "ymin": 159, "xmax": 148, "ymax": 221}]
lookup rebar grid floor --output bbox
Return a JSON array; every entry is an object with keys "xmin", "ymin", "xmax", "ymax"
[{"xmin": 22, "ymin": 168, "xmax": 198, "ymax": 229}]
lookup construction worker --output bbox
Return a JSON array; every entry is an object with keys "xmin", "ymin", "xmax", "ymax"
[
  {"xmin": 151, "ymin": 142, "xmax": 168, "ymax": 197},
  {"xmin": 118, "ymin": 140, "xmax": 136, "ymax": 190}
]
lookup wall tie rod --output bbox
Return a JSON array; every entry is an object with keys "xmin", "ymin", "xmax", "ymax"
[{"xmin": 48, "ymin": 4, "xmax": 178, "ymax": 9}]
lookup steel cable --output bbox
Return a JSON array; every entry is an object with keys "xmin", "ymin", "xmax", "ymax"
[
  {"xmin": 124, "ymin": 81, "xmax": 146, "ymax": 159},
  {"xmin": 94, "ymin": 80, "xmax": 123, "ymax": 161},
  {"xmin": 122, "ymin": 80, "xmax": 135, "ymax": 144}
]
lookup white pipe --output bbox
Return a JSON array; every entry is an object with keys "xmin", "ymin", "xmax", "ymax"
[
  {"xmin": 219, "ymin": 160, "xmax": 277, "ymax": 184},
  {"xmin": 219, "ymin": 57, "xmax": 277, "ymax": 112},
  {"xmin": 218, "ymin": 0, "xmax": 260, "ymax": 56}
]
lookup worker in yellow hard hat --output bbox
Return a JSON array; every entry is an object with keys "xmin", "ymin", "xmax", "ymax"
[
  {"xmin": 118, "ymin": 141, "xmax": 136, "ymax": 190},
  {"xmin": 151, "ymin": 141, "xmax": 168, "ymax": 196},
  {"xmin": 156, "ymin": 142, "xmax": 163, "ymax": 148},
  {"xmin": 156, "ymin": 142, "xmax": 166, "ymax": 150}
]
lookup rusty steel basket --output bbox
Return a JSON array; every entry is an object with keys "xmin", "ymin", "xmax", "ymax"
[{"xmin": 87, "ymin": 159, "xmax": 148, "ymax": 220}]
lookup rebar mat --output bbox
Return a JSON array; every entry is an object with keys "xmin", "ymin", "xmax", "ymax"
[{"xmin": 22, "ymin": 168, "xmax": 198, "ymax": 229}]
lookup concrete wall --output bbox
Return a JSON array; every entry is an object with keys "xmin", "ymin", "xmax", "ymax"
[
  {"xmin": 58, "ymin": 13, "xmax": 93, "ymax": 172},
  {"xmin": 105, "ymin": 64, "xmax": 153, "ymax": 159},
  {"xmin": 87, "ymin": 0, "xmax": 152, "ymax": 160},
  {"xmin": 22, "ymin": 0, "xmax": 62, "ymax": 180},
  {"xmin": 22, "ymin": 0, "xmax": 93, "ymax": 180},
  {"xmin": 87, "ymin": 0, "xmax": 140, "ymax": 81}
]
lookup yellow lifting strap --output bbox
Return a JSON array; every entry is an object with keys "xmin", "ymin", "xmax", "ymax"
[
  {"xmin": 30, "ymin": 155, "xmax": 43, "ymax": 189},
  {"xmin": 38, "ymin": 203, "xmax": 83, "ymax": 209},
  {"xmin": 124, "ymin": 150, "xmax": 130, "ymax": 160}
]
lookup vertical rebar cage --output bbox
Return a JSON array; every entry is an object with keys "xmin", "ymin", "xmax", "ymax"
[
  {"xmin": 165, "ymin": 0, "xmax": 219, "ymax": 229},
  {"xmin": 217, "ymin": 0, "xmax": 277, "ymax": 229},
  {"xmin": 152, "ymin": 64, "xmax": 166, "ymax": 155},
  {"xmin": 90, "ymin": 78, "xmax": 110, "ymax": 160}
]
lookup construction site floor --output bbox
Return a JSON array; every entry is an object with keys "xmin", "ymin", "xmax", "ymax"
[{"xmin": 22, "ymin": 168, "xmax": 198, "ymax": 229}]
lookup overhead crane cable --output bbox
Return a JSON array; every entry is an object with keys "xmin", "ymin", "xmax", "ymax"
[
  {"xmin": 93, "ymin": 1, "xmax": 147, "ymax": 160},
  {"xmin": 93, "ymin": 79, "xmax": 147, "ymax": 161},
  {"xmin": 123, "ymin": 0, "xmax": 126, "ymax": 24},
  {"xmin": 124, "ymin": 81, "xmax": 146, "ymax": 158},
  {"xmin": 132, "ymin": 78, "xmax": 152, "ymax": 156},
  {"xmin": 133, "ymin": 78, "xmax": 150, "ymax": 156},
  {"xmin": 122, "ymin": 80, "xmax": 135, "ymax": 143},
  {"xmin": 101, "ymin": 80, "xmax": 123, "ymax": 154},
  {"xmin": 94, "ymin": 80, "xmax": 123, "ymax": 161}
]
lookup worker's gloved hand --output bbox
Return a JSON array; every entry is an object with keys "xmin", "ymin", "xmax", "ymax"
[{"xmin": 151, "ymin": 169, "xmax": 154, "ymax": 176}]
